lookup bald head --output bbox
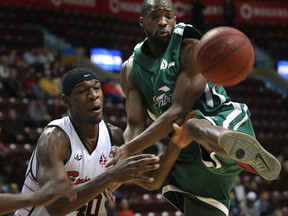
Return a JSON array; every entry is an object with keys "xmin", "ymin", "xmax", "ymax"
[{"xmin": 141, "ymin": 0, "xmax": 174, "ymax": 16}]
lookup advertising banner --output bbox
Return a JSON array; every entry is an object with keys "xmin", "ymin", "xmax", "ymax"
[{"xmin": 0, "ymin": 0, "xmax": 288, "ymax": 23}]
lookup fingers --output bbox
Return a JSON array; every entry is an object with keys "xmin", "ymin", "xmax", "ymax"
[
  {"xmin": 109, "ymin": 154, "xmax": 160, "ymax": 183},
  {"xmin": 106, "ymin": 146, "xmax": 120, "ymax": 168},
  {"xmin": 127, "ymin": 154, "xmax": 160, "ymax": 167},
  {"xmin": 109, "ymin": 146, "xmax": 118, "ymax": 158},
  {"xmin": 103, "ymin": 189, "xmax": 116, "ymax": 202},
  {"xmin": 172, "ymin": 122, "xmax": 180, "ymax": 132},
  {"xmin": 106, "ymin": 158, "xmax": 116, "ymax": 168},
  {"xmin": 127, "ymin": 154, "xmax": 160, "ymax": 175}
]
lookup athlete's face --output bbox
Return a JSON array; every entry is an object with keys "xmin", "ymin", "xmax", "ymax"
[
  {"xmin": 140, "ymin": 0, "xmax": 176, "ymax": 47},
  {"xmin": 63, "ymin": 79, "xmax": 104, "ymax": 124}
]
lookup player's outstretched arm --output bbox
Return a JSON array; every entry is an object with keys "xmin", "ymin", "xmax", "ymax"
[
  {"xmin": 46, "ymin": 154, "xmax": 159, "ymax": 216},
  {"xmin": 108, "ymin": 40, "xmax": 206, "ymax": 167},
  {"xmin": 0, "ymin": 179, "xmax": 76, "ymax": 215},
  {"xmin": 134, "ymin": 112, "xmax": 195, "ymax": 190}
]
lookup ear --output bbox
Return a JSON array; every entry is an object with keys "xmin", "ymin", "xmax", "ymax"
[
  {"xmin": 61, "ymin": 94, "xmax": 69, "ymax": 107},
  {"xmin": 139, "ymin": 16, "xmax": 144, "ymax": 27}
]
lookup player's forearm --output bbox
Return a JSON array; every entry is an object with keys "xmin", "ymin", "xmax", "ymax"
[
  {"xmin": 135, "ymin": 142, "xmax": 182, "ymax": 190},
  {"xmin": 124, "ymin": 111, "xmax": 178, "ymax": 156},
  {"xmin": 0, "ymin": 194, "xmax": 33, "ymax": 215},
  {"xmin": 46, "ymin": 172, "xmax": 113, "ymax": 216}
]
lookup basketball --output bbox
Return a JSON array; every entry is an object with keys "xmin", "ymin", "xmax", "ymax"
[{"xmin": 195, "ymin": 26, "xmax": 255, "ymax": 86}]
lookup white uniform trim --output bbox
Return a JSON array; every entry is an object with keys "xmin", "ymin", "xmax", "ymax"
[{"xmin": 162, "ymin": 184, "xmax": 229, "ymax": 216}]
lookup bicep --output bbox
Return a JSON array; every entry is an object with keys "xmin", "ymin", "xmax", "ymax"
[
  {"xmin": 171, "ymin": 39, "xmax": 207, "ymax": 121},
  {"xmin": 36, "ymin": 127, "xmax": 70, "ymax": 186},
  {"xmin": 120, "ymin": 58, "xmax": 148, "ymax": 140}
]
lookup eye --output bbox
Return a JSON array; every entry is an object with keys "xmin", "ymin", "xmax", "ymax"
[
  {"xmin": 167, "ymin": 15, "xmax": 174, "ymax": 19},
  {"xmin": 151, "ymin": 15, "xmax": 159, "ymax": 20},
  {"xmin": 94, "ymin": 84, "xmax": 101, "ymax": 90}
]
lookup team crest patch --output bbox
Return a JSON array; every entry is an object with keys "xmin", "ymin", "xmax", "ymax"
[{"xmin": 99, "ymin": 153, "xmax": 107, "ymax": 166}]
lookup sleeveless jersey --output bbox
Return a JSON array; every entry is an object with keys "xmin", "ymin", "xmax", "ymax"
[
  {"xmin": 15, "ymin": 116, "xmax": 112, "ymax": 216},
  {"xmin": 133, "ymin": 22, "xmax": 255, "ymax": 215}
]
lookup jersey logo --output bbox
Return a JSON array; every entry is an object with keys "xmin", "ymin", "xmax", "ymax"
[
  {"xmin": 99, "ymin": 153, "xmax": 107, "ymax": 167},
  {"xmin": 160, "ymin": 59, "xmax": 175, "ymax": 70},
  {"xmin": 74, "ymin": 153, "xmax": 83, "ymax": 161},
  {"xmin": 153, "ymin": 86, "xmax": 172, "ymax": 110},
  {"xmin": 67, "ymin": 171, "xmax": 91, "ymax": 185}
]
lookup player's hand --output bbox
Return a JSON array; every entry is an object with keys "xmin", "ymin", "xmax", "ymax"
[
  {"xmin": 171, "ymin": 111, "xmax": 195, "ymax": 149},
  {"xmin": 103, "ymin": 189, "xmax": 116, "ymax": 202},
  {"xmin": 30, "ymin": 179, "xmax": 76, "ymax": 206},
  {"xmin": 106, "ymin": 154, "xmax": 160, "ymax": 183},
  {"xmin": 106, "ymin": 145, "xmax": 128, "ymax": 168},
  {"xmin": 103, "ymin": 183, "xmax": 121, "ymax": 202}
]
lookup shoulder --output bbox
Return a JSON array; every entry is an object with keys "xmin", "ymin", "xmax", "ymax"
[
  {"xmin": 106, "ymin": 122, "xmax": 124, "ymax": 147},
  {"xmin": 40, "ymin": 126, "xmax": 68, "ymax": 143},
  {"xmin": 176, "ymin": 23, "xmax": 202, "ymax": 61},
  {"xmin": 120, "ymin": 55, "xmax": 136, "ymax": 95},
  {"xmin": 37, "ymin": 126, "xmax": 70, "ymax": 158},
  {"xmin": 121, "ymin": 55, "xmax": 134, "ymax": 75}
]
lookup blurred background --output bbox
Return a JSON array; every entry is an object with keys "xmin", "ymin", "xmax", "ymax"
[{"xmin": 0, "ymin": 0, "xmax": 287, "ymax": 215}]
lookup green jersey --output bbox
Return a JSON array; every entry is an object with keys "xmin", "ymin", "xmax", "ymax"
[{"xmin": 132, "ymin": 23, "xmax": 255, "ymax": 215}]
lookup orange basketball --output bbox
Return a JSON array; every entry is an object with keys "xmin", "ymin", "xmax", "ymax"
[{"xmin": 195, "ymin": 26, "xmax": 255, "ymax": 86}]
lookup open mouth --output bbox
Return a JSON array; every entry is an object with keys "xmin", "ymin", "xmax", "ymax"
[{"xmin": 90, "ymin": 104, "xmax": 101, "ymax": 112}]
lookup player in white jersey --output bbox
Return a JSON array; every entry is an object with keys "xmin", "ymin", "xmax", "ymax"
[{"xmin": 15, "ymin": 67, "xmax": 160, "ymax": 216}]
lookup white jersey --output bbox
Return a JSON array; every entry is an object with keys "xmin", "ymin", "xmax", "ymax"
[{"xmin": 15, "ymin": 116, "xmax": 113, "ymax": 216}]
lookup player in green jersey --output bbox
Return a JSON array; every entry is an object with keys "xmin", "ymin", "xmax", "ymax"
[{"xmin": 108, "ymin": 0, "xmax": 281, "ymax": 215}]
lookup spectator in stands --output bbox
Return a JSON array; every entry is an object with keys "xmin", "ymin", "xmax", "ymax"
[
  {"xmin": 38, "ymin": 71, "xmax": 61, "ymax": 98},
  {"xmin": 2, "ymin": 109, "xmax": 32, "ymax": 144},
  {"xmin": 50, "ymin": 60, "xmax": 64, "ymax": 91},
  {"xmin": 25, "ymin": 97, "xmax": 52, "ymax": 128},
  {"xmin": 272, "ymin": 209, "xmax": 284, "ymax": 216},
  {"xmin": 8, "ymin": 49, "xmax": 23, "ymax": 68},
  {"xmin": 255, "ymin": 190, "xmax": 276, "ymax": 215},
  {"xmin": 2, "ymin": 67, "xmax": 26, "ymax": 98},
  {"xmin": 22, "ymin": 66, "xmax": 37, "ymax": 97},
  {"xmin": 0, "ymin": 54, "xmax": 11, "ymax": 79},
  {"xmin": 240, "ymin": 191, "xmax": 260, "ymax": 216},
  {"xmin": 233, "ymin": 176, "xmax": 246, "ymax": 203},
  {"xmin": 38, "ymin": 46, "xmax": 55, "ymax": 71},
  {"xmin": 229, "ymin": 191, "xmax": 242, "ymax": 216},
  {"xmin": 22, "ymin": 47, "xmax": 40, "ymax": 66},
  {"xmin": 118, "ymin": 198, "xmax": 135, "ymax": 216},
  {"xmin": 21, "ymin": 66, "xmax": 47, "ymax": 99},
  {"xmin": 103, "ymin": 78, "xmax": 125, "ymax": 103},
  {"xmin": 106, "ymin": 200, "xmax": 118, "ymax": 216},
  {"xmin": 48, "ymin": 97, "xmax": 64, "ymax": 119},
  {"xmin": 246, "ymin": 179, "xmax": 259, "ymax": 195},
  {"xmin": 223, "ymin": 0, "xmax": 237, "ymax": 26}
]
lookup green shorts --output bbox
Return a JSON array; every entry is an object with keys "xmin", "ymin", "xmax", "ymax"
[{"xmin": 163, "ymin": 101, "xmax": 255, "ymax": 216}]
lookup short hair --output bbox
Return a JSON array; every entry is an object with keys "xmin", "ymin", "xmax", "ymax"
[
  {"xmin": 141, "ymin": 0, "xmax": 174, "ymax": 16},
  {"xmin": 62, "ymin": 67, "xmax": 100, "ymax": 95}
]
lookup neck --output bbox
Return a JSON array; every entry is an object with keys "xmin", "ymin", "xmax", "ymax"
[
  {"xmin": 70, "ymin": 117, "xmax": 100, "ymax": 151},
  {"xmin": 145, "ymin": 39, "xmax": 166, "ymax": 58}
]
